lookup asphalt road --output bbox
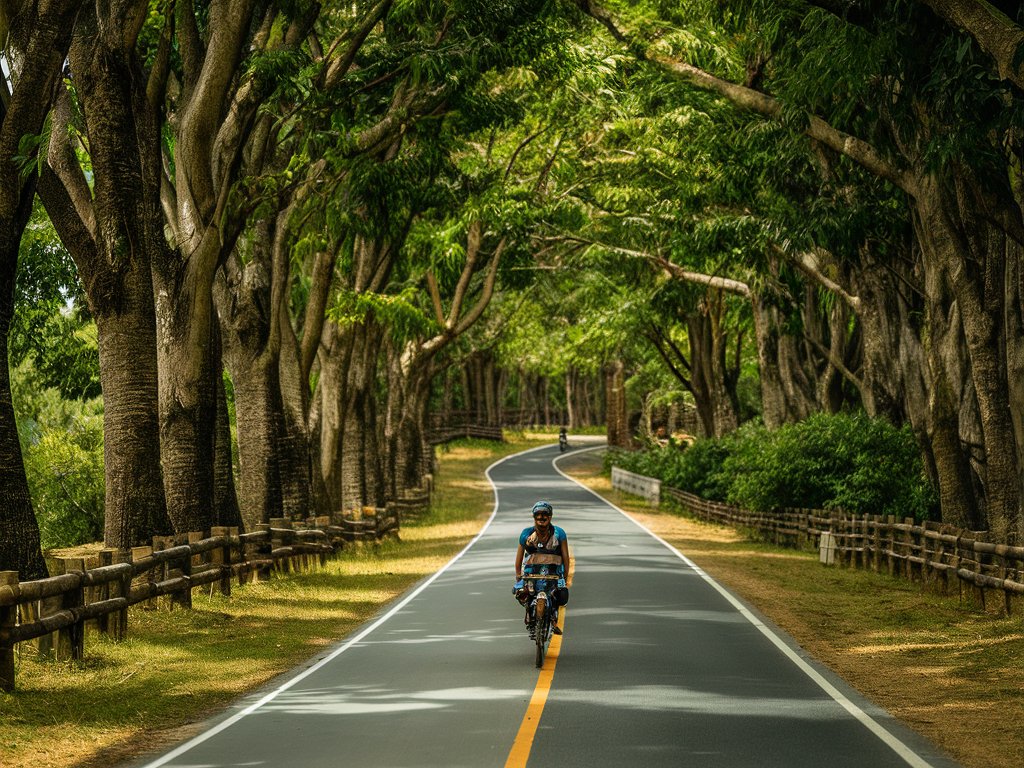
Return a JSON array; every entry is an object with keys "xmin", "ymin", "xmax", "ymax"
[{"xmin": 130, "ymin": 441, "xmax": 962, "ymax": 768}]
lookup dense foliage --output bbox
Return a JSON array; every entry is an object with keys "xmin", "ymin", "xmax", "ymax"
[{"xmin": 607, "ymin": 412, "xmax": 938, "ymax": 521}]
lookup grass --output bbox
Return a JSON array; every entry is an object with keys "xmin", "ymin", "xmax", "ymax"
[
  {"xmin": 556, "ymin": 450, "xmax": 1024, "ymax": 768},
  {"xmin": 0, "ymin": 435, "xmax": 549, "ymax": 768}
]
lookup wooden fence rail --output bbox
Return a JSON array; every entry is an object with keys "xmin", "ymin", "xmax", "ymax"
[
  {"xmin": 654, "ymin": 484, "xmax": 1024, "ymax": 614},
  {"xmin": 427, "ymin": 424, "xmax": 504, "ymax": 445},
  {"xmin": 0, "ymin": 508, "xmax": 399, "ymax": 692}
]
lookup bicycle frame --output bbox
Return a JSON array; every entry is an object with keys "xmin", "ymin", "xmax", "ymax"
[{"xmin": 522, "ymin": 574, "xmax": 559, "ymax": 667}]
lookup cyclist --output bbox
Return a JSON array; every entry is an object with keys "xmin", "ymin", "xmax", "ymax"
[{"xmin": 514, "ymin": 500, "xmax": 570, "ymax": 635}]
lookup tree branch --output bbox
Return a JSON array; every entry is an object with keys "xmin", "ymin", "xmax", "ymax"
[
  {"xmin": 917, "ymin": 0, "xmax": 1024, "ymax": 91},
  {"xmin": 576, "ymin": 0, "xmax": 919, "ymax": 197},
  {"xmin": 323, "ymin": 0, "xmax": 393, "ymax": 88},
  {"xmin": 45, "ymin": 85, "xmax": 96, "ymax": 241},
  {"xmin": 771, "ymin": 244, "xmax": 863, "ymax": 312},
  {"xmin": 447, "ymin": 220, "xmax": 481, "ymax": 326},
  {"xmin": 426, "ymin": 271, "xmax": 446, "ymax": 326},
  {"xmin": 453, "ymin": 236, "xmax": 506, "ymax": 336}
]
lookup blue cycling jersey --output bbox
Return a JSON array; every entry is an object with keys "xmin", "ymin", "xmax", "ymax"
[{"xmin": 519, "ymin": 524, "xmax": 567, "ymax": 577}]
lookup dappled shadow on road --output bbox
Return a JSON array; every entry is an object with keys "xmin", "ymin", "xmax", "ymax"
[
  {"xmin": 253, "ymin": 683, "xmax": 530, "ymax": 716},
  {"xmin": 550, "ymin": 682, "xmax": 847, "ymax": 720}
]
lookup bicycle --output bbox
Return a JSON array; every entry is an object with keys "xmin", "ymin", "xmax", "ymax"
[{"xmin": 522, "ymin": 573, "xmax": 560, "ymax": 667}]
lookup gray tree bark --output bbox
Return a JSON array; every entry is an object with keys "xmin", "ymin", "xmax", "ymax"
[{"xmin": 0, "ymin": 0, "xmax": 82, "ymax": 577}]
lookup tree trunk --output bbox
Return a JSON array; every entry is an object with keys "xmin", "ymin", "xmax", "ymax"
[
  {"xmin": 279, "ymin": 317, "xmax": 316, "ymax": 519},
  {"xmin": 319, "ymin": 318, "xmax": 388, "ymax": 512},
  {"xmin": 686, "ymin": 292, "xmax": 740, "ymax": 437},
  {"xmin": 916, "ymin": 172, "xmax": 1021, "ymax": 537},
  {"xmin": 154, "ymin": 280, "xmax": 220, "ymax": 533},
  {"xmin": 0, "ymin": 208, "xmax": 48, "ymax": 579},
  {"xmin": 384, "ymin": 347, "xmax": 434, "ymax": 500},
  {"xmin": 55, "ymin": 6, "xmax": 173, "ymax": 547},
  {"xmin": 750, "ymin": 294, "xmax": 816, "ymax": 429},
  {"xmin": 605, "ymin": 359, "xmax": 629, "ymax": 447},
  {"xmin": 0, "ymin": 0, "xmax": 86, "ymax": 578},
  {"xmin": 215, "ymin": 222, "xmax": 287, "ymax": 530},
  {"xmin": 212, "ymin": 341, "xmax": 243, "ymax": 529}
]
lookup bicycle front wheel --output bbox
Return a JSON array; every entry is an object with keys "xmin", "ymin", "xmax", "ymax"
[{"xmin": 534, "ymin": 597, "xmax": 548, "ymax": 668}]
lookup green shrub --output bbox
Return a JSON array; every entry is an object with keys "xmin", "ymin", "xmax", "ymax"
[
  {"xmin": 609, "ymin": 412, "xmax": 937, "ymax": 520},
  {"xmin": 24, "ymin": 411, "xmax": 105, "ymax": 550},
  {"xmin": 724, "ymin": 412, "xmax": 936, "ymax": 519}
]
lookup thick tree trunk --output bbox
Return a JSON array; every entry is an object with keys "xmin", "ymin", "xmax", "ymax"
[
  {"xmin": 154, "ymin": 279, "xmax": 220, "ymax": 533},
  {"xmin": 686, "ymin": 294, "xmax": 740, "ymax": 437},
  {"xmin": 212, "ymin": 347, "xmax": 243, "ymax": 528},
  {"xmin": 384, "ymin": 348, "xmax": 434, "ymax": 500},
  {"xmin": 58, "ymin": 6, "xmax": 173, "ymax": 547},
  {"xmin": 750, "ymin": 296, "xmax": 816, "ymax": 429},
  {"xmin": 0, "ymin": 0, "xmax": 84, "ymax": 578},
  {"xmin": 279, "ymin": 320, "xmax": 316, "ymax": 519},
  {"xmin": 0, "ymin": 229, "xmax": 48, "ymax": 579},
  {"xmin": 605, "ymin": 359, "xmax": 630, "ymax": 447},
  {"xmin": 94, "ymin": 304, "xmax": 172, "ymax": 545},
  {"xmin": 215, "ymin": 239, "xmax": 286, "ymax": 530},
  {"xmin": 319, "ymin": 318, "xmax": 388, "ymax": 512},
  {"xmin": 916, "ymin": 173, "xmax": 1021, "ymax": 537},
  {"xmin": 1005, "ymin": 238, "xmax": 1024, "ymax": 535}
]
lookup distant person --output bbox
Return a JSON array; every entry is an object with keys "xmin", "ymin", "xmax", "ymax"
[
  {"xmin": 513, "ymin": 501, "xmax": 570, "ymax": 635},
  {"xmin": 558, "ymin": 426, "xmax": 568, "ymax": 452}
]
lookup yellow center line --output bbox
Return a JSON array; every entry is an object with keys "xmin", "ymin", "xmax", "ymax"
[
  {"xmin": 505, "ymin": 558, "xmax": 574, "ymax": 768},
  {"xmin": 503, "ymin": 609, "xmax": 567, "ymax": 768}
]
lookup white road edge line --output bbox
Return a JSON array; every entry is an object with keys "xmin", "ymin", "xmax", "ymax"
[
  {"xmin": 553, "ymin": 445, "xmax": 937, "ymax": 768},
  {"xmin": 137, "ymin": 443, "xmax": 553, "ymax": 768}
]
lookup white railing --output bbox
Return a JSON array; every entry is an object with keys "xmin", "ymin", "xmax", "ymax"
[{"xmin": 611, "ymin": 467, "xmax": 661, "ymax": 505}]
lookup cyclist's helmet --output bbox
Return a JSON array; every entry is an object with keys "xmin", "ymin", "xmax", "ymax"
[{"xmin": 532, "ymin": 500, "xmax": 553, "ymax": 518}]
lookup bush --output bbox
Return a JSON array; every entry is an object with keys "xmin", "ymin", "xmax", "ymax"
[
  {"xmin": 23, "ymin": 410, "xmax": 105, "ymax": 550},
  {"xmin": 724, "ymin": 412, "xmax": 936, "ymax": 519},
  {"xmin": 610, "ymin": 412, "xmax": 938, "ymax": 520},
  {"xmin": 606, "ymin": 435, "xmax": 735, "ymax": 501}
]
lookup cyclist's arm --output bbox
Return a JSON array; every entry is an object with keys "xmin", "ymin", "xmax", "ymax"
[
  {"xmin": 559, "ymin": 538, "xmax": 570, "ymax": 580},
  {"xmin": 515, "ymin": 544, "xmax": 525, "ymax": 579}
]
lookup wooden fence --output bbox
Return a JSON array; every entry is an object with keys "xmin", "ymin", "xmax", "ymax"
[
  {"xmin": 655, "ymin": 484, "xmax": 1024, "ymax": 614},
  {"xmin": 427, "ymin": 424, "xmax": 504, "ymax": 445},
  {"xmin": 0, "ymin": 508, "xmax": 399, "ymax": 692}
]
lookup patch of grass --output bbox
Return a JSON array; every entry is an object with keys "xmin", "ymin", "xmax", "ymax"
[
  {"xmin": 0, "ymin": 434, "xmax": 545, "ymax": 768},
  {"xmin": 558, "ymin": 450, "xmax": 1024, "ymax": 768}
]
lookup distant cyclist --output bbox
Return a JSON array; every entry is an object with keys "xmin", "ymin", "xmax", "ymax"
[{"xmin": 514, "ymin": 500, "xmax": 570, "ymax": 635}]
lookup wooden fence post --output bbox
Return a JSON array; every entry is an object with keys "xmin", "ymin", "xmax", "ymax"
[
  {"xmin": 169, "ymin": 534, "xmax": 197, "ymax": 610},
  {"xmin": 862, "ymin": 515, "xmax": 871, "ymax": 569},
  {"xmin": 56, "ymin": 557, "xmax": 85, "ymax": 661},
  {"xmin": 904, "ymin": 519, "xmax": 917, "ymax": 581},
  {"xmin": 113, "ymin": 549, "xmax": 131, "ymax": 640},
  {"xmin": 1, "ymin": 571, "xmax": 18, "ymax": 692},
  {"xmin": 936, "ymin": 527, "xmax": 950, "ymax": 595},
  {"xmin": 97, "ymin": 549, "xmax": 113, "ymax": 636},
  {"xmin": 871, "ymin": 515, "xmax": 881, "ymax": 573},
  {"xmin": 132, "ymin": 546, "xmax": 156, "ymax": 609},
  {"xmin": 922, "ymin": 522, "xmax": 938, "ymax": 590},
  {"xmin": 255, "ymin": 523, "xmax": 272, "ymax": 581},
  {"xmin": 269, "ymin": 518, "xmax": 290, "ymax": 575},
  {"xmin": 886, "ymin": 516, "xmax": 896, "ymax": 576},
  {"xmin": 210, "ymin": 527, "xmax": 231, "ymax": 597}
]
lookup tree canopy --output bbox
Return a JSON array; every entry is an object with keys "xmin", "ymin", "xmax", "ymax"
[{"xmin": 1, "ymin": 0, "xmax": 1022, "ymax": 576}]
